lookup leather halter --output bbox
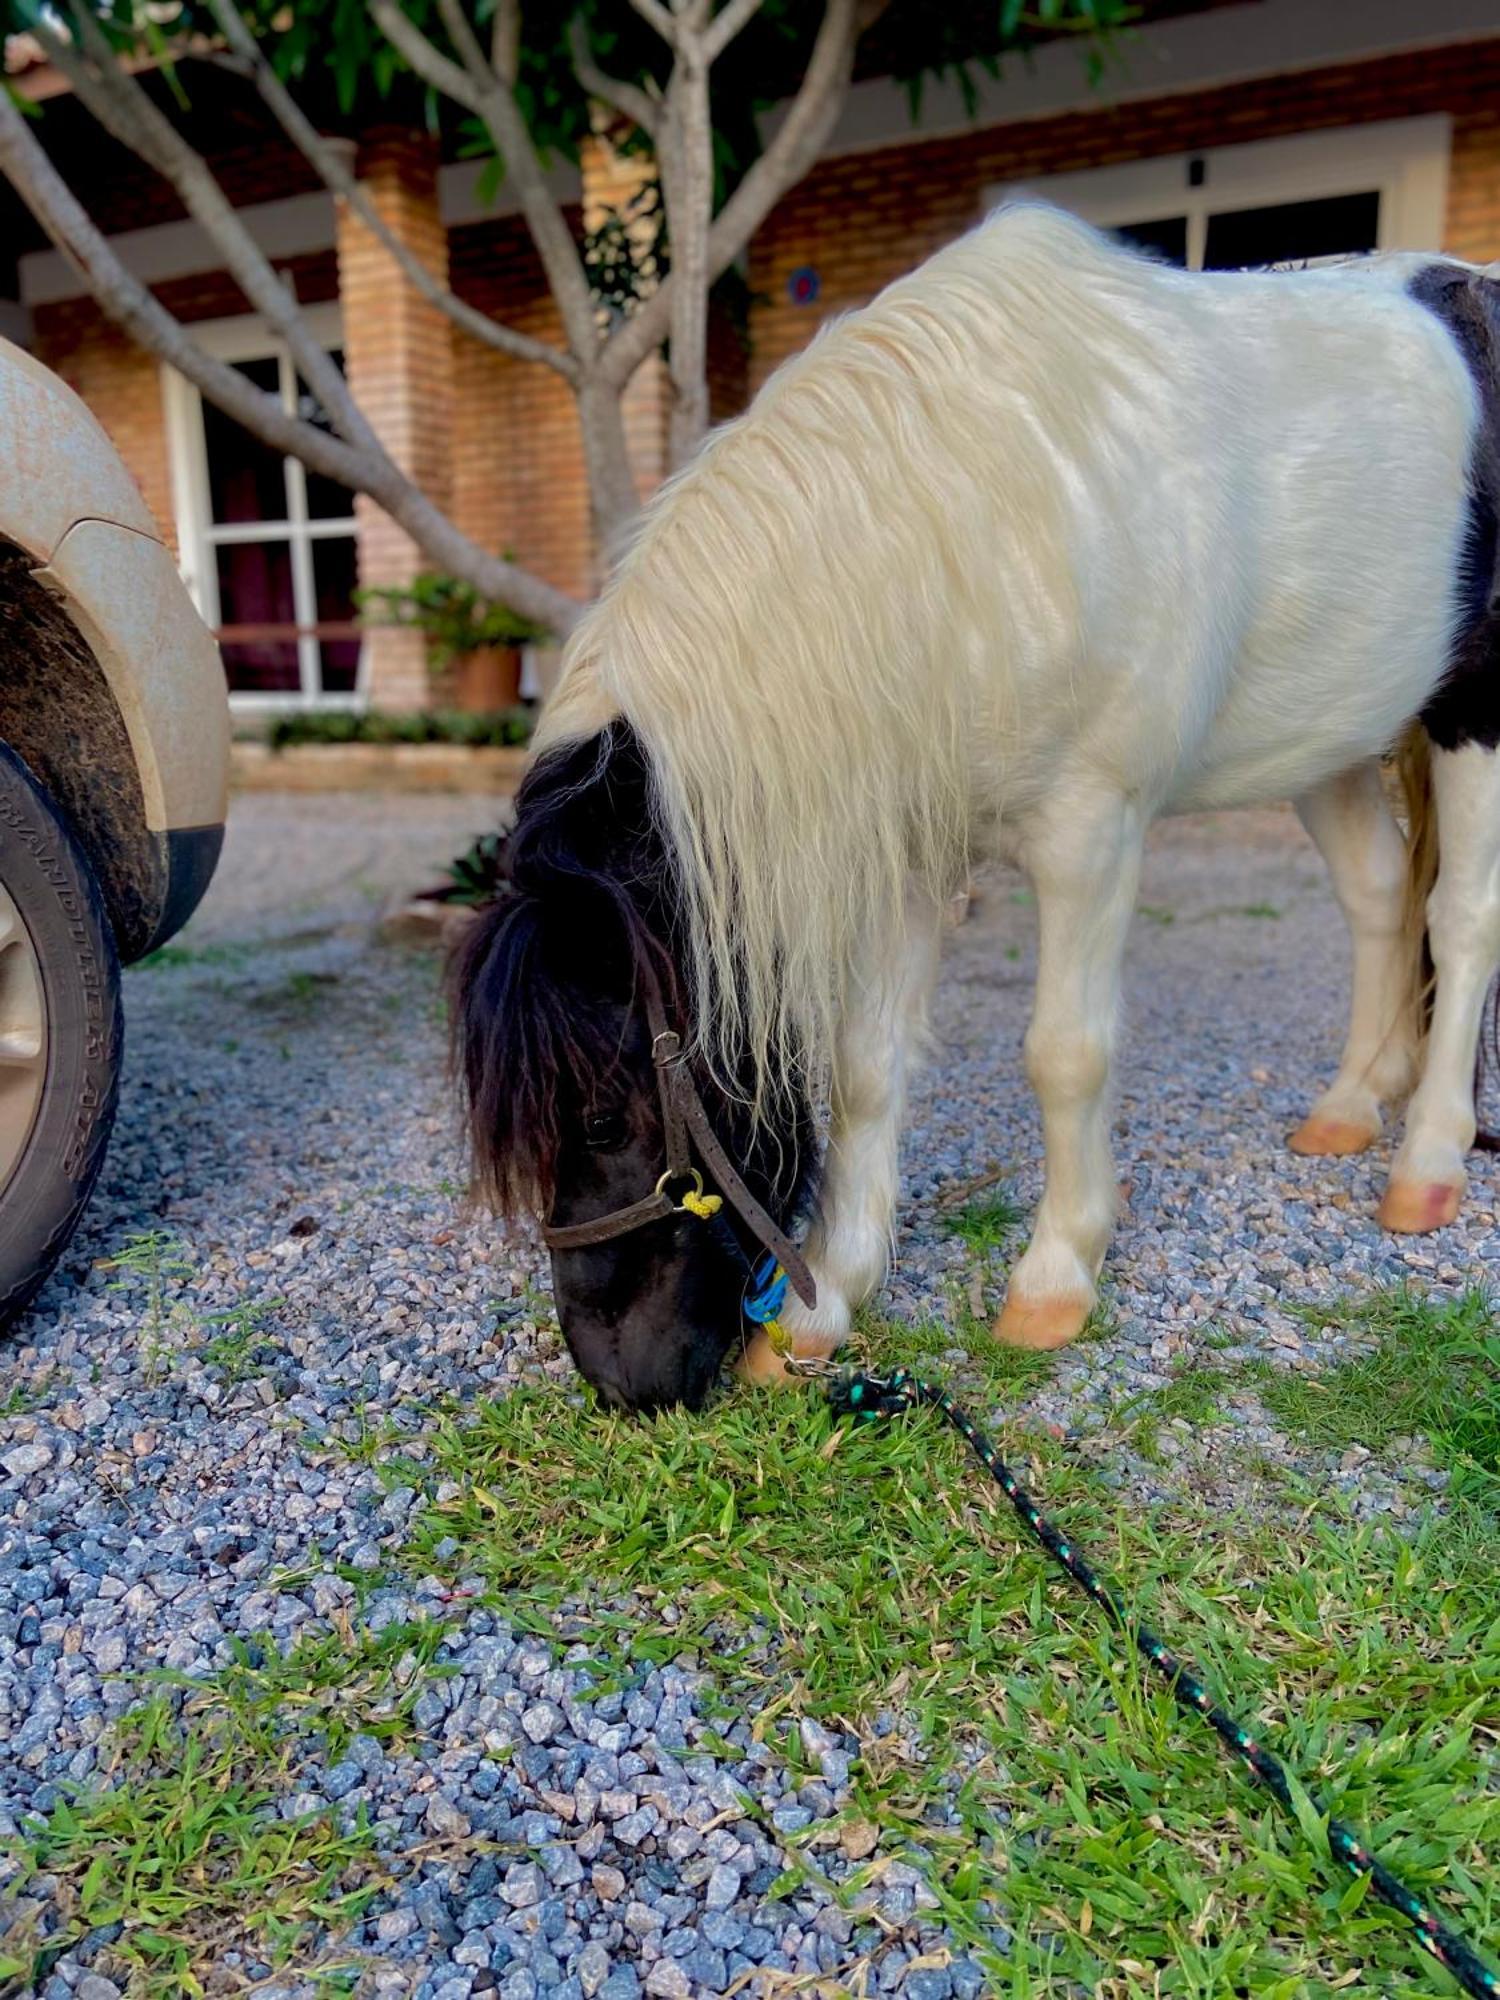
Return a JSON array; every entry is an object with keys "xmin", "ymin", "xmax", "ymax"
[{"xmin": 540, "ymin": 972, "xmax": 817, "ymax": 1310}]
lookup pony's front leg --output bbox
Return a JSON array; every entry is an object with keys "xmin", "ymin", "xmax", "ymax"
[
  {"xmin": 738, "ymin": 896, "xmax": 943, "ymax": 1385},
  {"xmin": 996, "ymin": 793, "xmax": 1144, "ymax": 1351}
]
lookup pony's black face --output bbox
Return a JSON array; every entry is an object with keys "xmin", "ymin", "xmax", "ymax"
[{"xmin": 452, "ymin": 725, "xmax": 815, "ymax": 1412}]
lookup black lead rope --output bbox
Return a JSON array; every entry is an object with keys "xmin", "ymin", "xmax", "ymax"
[{"xmin": 829, "ymin": 1368, "xmax": 1500, "ymax": 1999}]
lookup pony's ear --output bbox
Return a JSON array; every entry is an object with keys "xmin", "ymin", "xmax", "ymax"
[{"xmin": 507, "ymin": 724, "xmax": 659, "ymax": 897}]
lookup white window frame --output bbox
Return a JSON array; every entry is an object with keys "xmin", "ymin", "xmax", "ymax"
[
  {"xmin": 162, "ymin": 305, "xmax": 367, "ymax": 712},
  {"xmin": 987, "ymin": 114, "xmax": 1452, "ymax": 267}
]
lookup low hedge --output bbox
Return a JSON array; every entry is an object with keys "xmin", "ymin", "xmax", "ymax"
[{"xmin": 267, "ymin": 708, "xmax": 534, "ymax": 752}]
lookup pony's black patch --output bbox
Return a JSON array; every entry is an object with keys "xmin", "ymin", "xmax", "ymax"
[
  {"xmin": 449, "ymin": 723, "xmax": 674, "ymax": 1216},
  {"xmin": 449, "ymin": 721, "xmax": 819, "ymax": 1410},
  {"xmin": 1408, "ymin": 263, "xmax": 1500, "ymax": 752}
]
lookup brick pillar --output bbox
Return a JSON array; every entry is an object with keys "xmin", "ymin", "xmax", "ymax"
[
  {"xmin": 582, "ymin": 121, "xmax": 670, "ymax": 506},
  {"xmin": 336, "ymin": 128, "xmax": 453, "ymax": 711}
]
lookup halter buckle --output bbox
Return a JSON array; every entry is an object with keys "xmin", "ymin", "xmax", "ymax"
[{"xmin": 654, "ymin": 1166, "xmax": 705, "ymax": 1208}]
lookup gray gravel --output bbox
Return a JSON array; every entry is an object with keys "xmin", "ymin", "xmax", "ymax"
[{"xmin": 1, "ymin": 790, "xmax": 1494, "ymax": 1996}]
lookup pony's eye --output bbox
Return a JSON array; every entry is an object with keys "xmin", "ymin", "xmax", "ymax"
[{"xmin": 584, "ymin": 1109, "xmax": 626, "ymax": 1150}]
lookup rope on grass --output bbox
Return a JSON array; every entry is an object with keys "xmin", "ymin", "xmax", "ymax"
[{"xmin": 830, "ymin": 1367, "xmax": 1500, "ymax": 2000}]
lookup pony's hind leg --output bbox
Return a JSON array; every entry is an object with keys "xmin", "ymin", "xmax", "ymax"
[
  {"xmin": 737, "ymin": 894, "xmax": 943, "ymax": 1386},
  {"xmin": 1289, "ymin": 760, "xmax": 1418, "ymax": 1156},
  {"xmin": 996, "ymin": 791, "xmax": 1145, "ymax": 1351},
  {"xmin": 1381, "ymin": 740, "xmax": 1500, "ymax": 1231}
]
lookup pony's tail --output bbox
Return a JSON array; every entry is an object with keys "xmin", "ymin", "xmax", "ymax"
[
  {"xmin": 1396, "ymin": 721, "xmax": 1438, "ymax": 1052},
  {"xmin": 1395, "ymin": 721, "xmax": 1500, "ymax": 1149}
]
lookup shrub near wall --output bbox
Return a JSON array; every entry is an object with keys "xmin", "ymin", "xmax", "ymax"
[
  {"xmin": 267, "ymin": 709, "xmax": 534, "ymax": 750},
  {"xmin": 231, "ymin": 708, "xmax": 535, "ymax": 793}
]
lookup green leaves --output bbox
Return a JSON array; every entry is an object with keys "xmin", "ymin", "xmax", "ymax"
[{"xmin": 354, "ymin": 571, "xmax": 546, "ymax": 662}]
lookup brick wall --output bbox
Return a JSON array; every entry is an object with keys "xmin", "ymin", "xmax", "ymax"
[
  {"xmin": 448, "ymin": 215, "xmax": 595, "ymax": 603},
  {"xmin": 25, "ymin": 32, "xmax": 1500, "ymax": 708},
  {"xmin": 747, "ymin": 36, "xmax": 1500, "ymax": 388},
  {"xmin": 337, "ymin": 129, "xmax": 454, "ymax": 710},
  {"xmin": 32, "ymin": 252, "xmax": 339, "ymax": 548}
]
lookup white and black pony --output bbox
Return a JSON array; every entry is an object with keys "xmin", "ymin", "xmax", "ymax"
[{"xmin": 455, "ymin": 203, "xmax": 1500, "ymax": 1410}]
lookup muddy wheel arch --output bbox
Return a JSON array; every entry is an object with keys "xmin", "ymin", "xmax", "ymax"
[{"xmin": 0, "ymin": 537, "xmax": 170, "ymax": 963}]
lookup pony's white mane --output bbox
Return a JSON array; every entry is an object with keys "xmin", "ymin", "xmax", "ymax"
[{"xmin": 538, "ymin": 204, "xmax": 1163, "ymax": 1100}]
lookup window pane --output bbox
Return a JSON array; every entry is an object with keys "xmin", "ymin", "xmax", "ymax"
[
  {"xmin": 1114, "ymin": 215, "xmax": 1189, "ymax": 267},
  {"xmin": 313, "ymin": 535, "xmax": 361, "ymax": 694},
  {"xmin": 204, "ymin": 355, "xmax": 287, "ymax": 526},
  {"xmin": 215, "ymin": 540, "xmax": 300, "ymax": 693},
  {"xmin": 298, "ymin": 349, "xmax": 357, "ymax": 520},
  {"xmin": 1203, "ymin": 191, "xmax": 1380, "ymax": 271}
]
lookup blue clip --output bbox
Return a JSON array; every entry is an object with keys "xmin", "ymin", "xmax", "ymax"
[{"xmin": 743, "ymin": 1254, "xmax": 790, "ymax": 1325}]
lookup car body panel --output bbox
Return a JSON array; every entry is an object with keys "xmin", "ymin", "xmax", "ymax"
[
  {"xmin": 35, "ymin": 520, "xmax": 229, "ymax": 836},
  {"xmin": 0, "ymin": 336, "xmax": 158, "ymax": 560},
  {"xmin": 0, "ymin": 335, "xmax": 227, "ymax": 952}
]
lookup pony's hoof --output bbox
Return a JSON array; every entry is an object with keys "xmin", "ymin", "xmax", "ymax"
[
  {"xmin": 1378, "ymin": 1178, "xmax": 1463, "ymax": 1234},
  {"xmin": 993, "ymin": 1291, "xmax": 1092, "ymax": 1351},
  {"xmin": 734, "ymin": 1328, "xmax": 843, "ymax": 1387},
  {"xmin": 1288, "ymin": 1114, "xmax": 1379, "ymax": 1157}
]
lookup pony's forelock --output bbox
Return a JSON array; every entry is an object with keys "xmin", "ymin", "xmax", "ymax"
[{"xmin": 449, "ymin": 728, "xmax": 673, "ymax": 1217}]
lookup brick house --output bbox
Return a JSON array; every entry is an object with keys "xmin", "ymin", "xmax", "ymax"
[{"xmin": 4, "ymin": 0, "xmax": 1499, "ymax": 714}]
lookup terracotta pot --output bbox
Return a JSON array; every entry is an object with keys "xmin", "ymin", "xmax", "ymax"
[{"xmin": 450, "ymin": 646, "xmax": 521, "ymax": 711}]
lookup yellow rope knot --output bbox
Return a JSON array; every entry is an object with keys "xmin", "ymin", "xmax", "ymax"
[{"xmin": 681, "ymin": 1189, "xmax": 723, "ymax": 1220}]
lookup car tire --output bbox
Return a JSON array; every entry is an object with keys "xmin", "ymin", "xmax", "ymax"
[{"xmin": 0, "ymin": 741, "xmax": 122, "ymax": 1328}]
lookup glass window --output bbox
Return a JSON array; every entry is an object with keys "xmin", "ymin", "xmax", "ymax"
[
  {"xmin": 297, "ymin": 351, "xmax": 358, "ymax": 521},
  {"xmin": 313, "ymin": 537, "xmax": 361, "ymax": 695},
  {"xmin": 179, "ymin": 336, "xmax": 363, "ymax": 705},
  {"xmin": 1115, "ymin": 216, "xmax": 1189, "ymax": 267},
  {"xmin": 1203, "ymin": 191, "xmax": 1381, "ymax": 271},
  {"xmin": 203, "ymin": 357, "xmax": 287, "ymax": 526}
]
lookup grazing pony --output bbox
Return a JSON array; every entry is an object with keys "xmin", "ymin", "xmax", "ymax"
[{"xmin": 455, "ymin": 203, "xmax": 1500, "ymax": 1410}]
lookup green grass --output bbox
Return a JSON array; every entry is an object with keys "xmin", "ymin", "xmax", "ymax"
[
  {"xmin": 0, "ymin": 1619, "xmax": 464, "ymax": 1994},
  {"xmin": 1114, "ymin": 1364, "xmax": 1231, "ymax": 1464},
  {"xmin": 1266, "ymin": 1285, "xmax": 1500, "ymax": 1505},
  {"xmin": 156, "ymin": 1620, "xmax": 456, "ymax": 1758},
  {"xmin": 3, "ymin": 1693, "xmax": 380, "ymax": 1997},
  {"xmin": 387, "ymin": 1341, "xmax": 1500, "ymax": 1996},
  {"xmin": 16, "ymin": 1281, "xmax": 1497, "ymax": 1997},
  {"xmin": 196, "ymin": 1297, "xmax": 284, "ymax": 1385},
  {"xmin": 129, "ymin": 940, "xmax": 252, "ymax": 974},
  {"xmin": 941, "ymin": 1190, "xmax": 1025, "ymax": 1256}
]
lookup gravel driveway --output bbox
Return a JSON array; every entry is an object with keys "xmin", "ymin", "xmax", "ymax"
[{"xmin": 1, "ymin": 790, "xmax": 1494, "ymax": 1999}]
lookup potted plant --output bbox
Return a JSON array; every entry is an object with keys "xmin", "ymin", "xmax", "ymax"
[{"xmin": 355, "ymin": 572, "xmax": 548, "ymax": 710}]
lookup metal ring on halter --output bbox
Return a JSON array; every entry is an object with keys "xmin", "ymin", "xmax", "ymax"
[{"xmin": 654, "ymin": 1167, "xmax": 704, "ymax": 1207}]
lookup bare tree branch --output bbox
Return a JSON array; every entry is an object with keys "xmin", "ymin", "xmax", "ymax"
[
  {"xmin": 433, "ymin": 0, "xmax": 494, "ymax": 88},
  {"xmin": 203, "ymin": 0, "xmax": 576, "ymax": 379},
  {"xmin": 360, "ymin": 0, "xmax": 481, "ymax": 109},
  {"xmin": 42, "ymin": 7, "xmax": 371, "ymax": 459},
  {"xmin": 705, "ymin": 0, "xmax": 871, "ymax": 268},
  {"xmin": 703, "ymin": 0, "xmax": 763, "ymax": 64},
  {"xmin": 0, "ymin": 85, "xmax": 581, "ymax": 632},
  {"xmin": 492, "ymin": 0, "xmax": 520, "ymax": 84},
  {"xmin": 628, "ymin": 0, "xmax": 678, "ymax": 45},
  {"xmin": 568, "ymin": 15, "xmax": 659, "ymax": 138},
  {"xmin": 365, "ymin": 0, "xmax": 601, "ymax": 366},
  {"xmin": 600, "ymin": 0, "xmax": 869, "ymax": 389}
]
